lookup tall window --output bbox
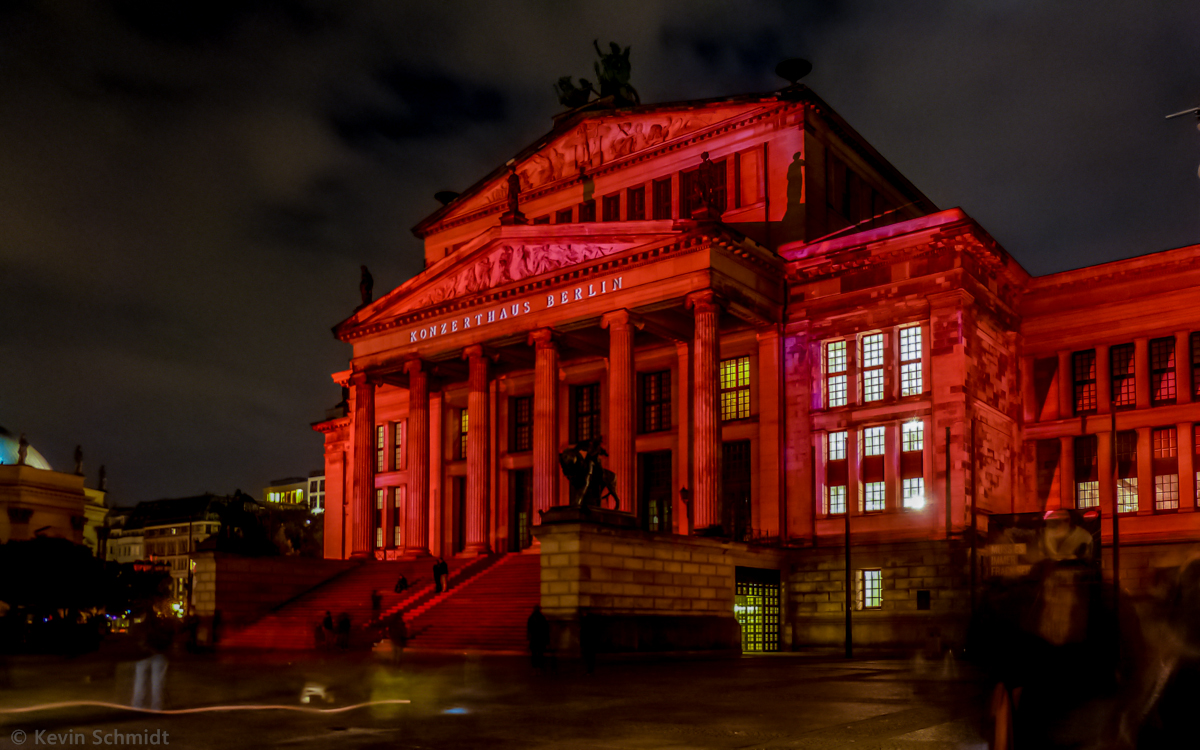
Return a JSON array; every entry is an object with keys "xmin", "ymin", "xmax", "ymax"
[
  {"xmin": 1111, "ymin": 344, "xmax": 1136, "ymax": 409},
  {"xmin": 857, "ymin": 569, "xmax": 882, "ymax": 610},
  {"xmin": 602, "ymin": 193, "xmax": 621, "ymax": 222},
  {"xmin": 862, "ymin": 426, "xmax": 885, "ymax": 512},
  {"xmin": 861, "ymin": 333, "xmax": 885, "ymax": 402},
  {"xmin": 1075, "ymin": 435, "xmax": 1099, "ymax": 509},
  {"xmin": 640, "ymin": 370, "xmax": 671, "ymax": 433},
  {"xmin": 393, "ymin": 420, "xmax": 406, "ymax": 471},
  {"xmin": 719, "ymin": 356, "xmax": 752, "ymax": 421},
  {"xmin": 626, "ymin": 186, "xmax": 646, "ymax": 221},
  {"xmin": 1150, "ymin": 337, "xmax": 1177, "ymax": 405},
  {"xmin": 652, "ymin": 177, "xmax": 672, "ymax": 220},
  {"xmin": 571, "ymin": 384, "xmax": 601, "ymax": 443},
  {"xmin": 376, "ymin": 425, "xmax": 386, "ymax": 472},
  {"xmin": 555, "ymin": 207, "xmax": 573, "ymax": 224},
  {"xmin": 1192, "ymin": 332, "xmax": 1200, "ymax": 400},
  {"xmin": 1153, "ymin": 427, "xmax": 1179, "ymax": 511},
  {"xmin": 1116, "ymin": 430, "xmax": 1138, "ymax": 513},
  {"xmin": 393, "ymin": 486, "xmax": 405, "ymax": 547},
  {"xmin": 826, "ymin": 431, "xmax": 848, "ymax": 514},
  {"xmin": 1073, "ymin": 350, "xmax": 1097, "ymax": 414},
  {"xmin": 578, "ymin": 199, "xmax": 596, "ymax": 222},
  {"xmin": 456, "ymin": 409, "xmax": 468, "ymax": 460},
  {"xmin": 511, "ymin": 396, "xmax": 533, "ymax": 452},
  {"xmin": 899, "ymin": 327, "xmax": 923, "ymax": 397},
  {"xmin": 375, "ymin": 489, "xmax": 384, "ymax": 548},
  {"xmin": 902, "ymin": 421, "xmax": 925, "ymax": 509},
  {"xmin": 825, "ymin": 340, "xmax": 847, "ymax": 408}
]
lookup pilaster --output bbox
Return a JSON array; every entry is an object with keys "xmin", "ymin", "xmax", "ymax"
[
  {"xmin": 532, "ymin": 329, "xmax": 560, "ymax": 524},
  {"xmin": 350, "ymin": 371, "xmax": 375, "ymax": 557},
  {"xmin": 687, "ymin": 290, "xmax": 721, "ymax": 532},
  {"xmin": 601, "ymin": 310, "xmax": 635, "ymax": 514}
]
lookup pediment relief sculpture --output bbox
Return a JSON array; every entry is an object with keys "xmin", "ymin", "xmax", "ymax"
[
  {"xmin": 410, "ymin": 242, "xmax": 635, "ymax": 309},
  {"xmin": 477, "ymin": 111, "xmax": 734, "ymax": 207}
]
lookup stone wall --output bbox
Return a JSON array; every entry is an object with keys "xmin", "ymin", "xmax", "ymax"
[
  {"xmin": 192, "ymin": 552, "xmax": 354, "ymax": 628},
  {"xmin": 535, "ymin": 522, "xmax": 787, "ymax": 654},
  {"xmin": 790, "ymin": 539, "xmax": 970, "ymax": 650}
]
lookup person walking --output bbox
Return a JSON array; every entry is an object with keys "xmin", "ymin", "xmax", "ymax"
[
  {"xmin": 387, "ymin": 615, "xmax": 408, "ymax": 665},
  {"xmin": 433, "ymin": 558, "xmax": 449, "ymax": 593},
  {"xmin": 132, "ymin": 612, "xmax": 173, "ymax": 710},
  {"xmin": 393, "ymin": 574, "xmax": 409, "ymax": 594},
  {"xmin": 527, "ymin": 605, "xmax": 550, "ymax": 670}
]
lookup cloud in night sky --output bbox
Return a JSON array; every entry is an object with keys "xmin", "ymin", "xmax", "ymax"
[{"xmin": 1, "ymin": 0, "xmax": 1197, "ymax": 504}]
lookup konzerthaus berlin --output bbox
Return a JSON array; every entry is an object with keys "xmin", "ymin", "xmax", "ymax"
[{"xmin": 315, "ymin": 81, "xmax": 1200, "ymax": 652}]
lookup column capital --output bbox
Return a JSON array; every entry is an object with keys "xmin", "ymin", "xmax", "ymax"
[
  {"xmin": 685, "ymin": 289, "xmax": 720, "ymax": 315},
  {"xmin": 600, "ymin": 308, "xmax": 635, "ymax": 330},
  {"xmin": 529, "ymin": 328, "xmax": 557, "ymax": 349},
  {"xmin": 403, "ymin": 357, "xmax": 425, "ymax": 377},
  {"xmin": 350, "ymin": 369, "xmax": 375, "ymax": 387},
  {"xmin": 462, "ymin": 344, "xmax": 486, "ymax": 361}
]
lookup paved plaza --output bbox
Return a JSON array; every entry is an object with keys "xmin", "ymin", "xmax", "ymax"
[{"xmin": 0, "ymin": 645, "xmax": 989, "ymax": 750}]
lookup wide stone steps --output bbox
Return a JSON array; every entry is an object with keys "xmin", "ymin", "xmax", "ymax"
[
  {"xmin": 222, "ymin": 557, "xmax": 485, "ymax": 650},
  {"xmin": 407, "ymin": 553, "xmax": 542, "ymax": 652}
]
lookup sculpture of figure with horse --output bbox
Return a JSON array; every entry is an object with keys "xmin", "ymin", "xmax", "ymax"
[{"xmin": 558, "ymin": 436, "xmax": 621, "ymax": 510}]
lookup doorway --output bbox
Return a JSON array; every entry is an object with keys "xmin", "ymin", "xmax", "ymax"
[
  {"xmin": 510, "ymin": 469, "xmax": 533, "ymax": 551},
  {"xmin": 722, "ymin": 440, "xmax": 752, "ymax": 541},
  {"xmin": 735, "ymin": 566, "xmax": 781, "ymax": 652},
  {"xmin": 452, "ymin": 477, "xmax": 466, "ymax": 554},
  {"xmin": 638, "ymin": 451, "xmax": 673, "ymax": 533}
]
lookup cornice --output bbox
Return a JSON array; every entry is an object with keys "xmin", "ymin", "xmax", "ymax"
[{"xmin": 312, "ymin": 417, "xmax": 350, "ymax": 434}]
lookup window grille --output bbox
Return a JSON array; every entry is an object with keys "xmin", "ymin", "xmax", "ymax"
[
  {"xmin": 902, "ymin": 421, "xmax": 924, "ymax": 452},
  {"xmin": 1117, "ymin": 478, "xmax": 1138, "ymax": 514},
  {"xmin": 861, "ymin": 334, "xmax": 884, "ymax": 402},
  {"xmin": 511, "ymin": 396, "xmax": 533, "ymax": 452},
  {"xmin": 376, "ymin": 425, "xmax": 386, "ymax": 472},
  {"xmin": 826, "ymin": 341, "xmax": 847, "ymax": 407},
  {"xmin": 858, "ymin": 569, "xmax": 882, "ymax": 609},
  {"xmin": 1076, "ymin": 481, "xmax": 1100, "ymax": 509},
  {"xmin": 572, "ymin": 384, "xmax": 601, "ymax": 443},
  {"xmin": 899, "ymin": 327, "xmax": 923, "ymax": 396},
  {"xmin": 1073, "ymin": 350, "xmax": 1097, "ymax": 414},
  {"xmin": 827, "ymin": 485, "xmax": 847, "ymax": 515},
  {"xmin": 863, "ymin": 426, "xmax": 886, "ymax": 456},
  {"xmin": 1192, "ymin": 332, "xmax": 1200, "ymax": 399},
  {"xmin": 719, "ymin": 356, "xmax": 752, "ymax": 420},
  {"xmin": 457, "ymin": 410, "xmax": 469, "ymax": 460},
  {"xmin": 393, "ymin": 421, "xmax": 405, "ymax": 470},
  {"xmin": 828, "ymin": 431, "xmax": 847, "ymax": 461},
  {"xmin": 1151, "ymin": 337, "xmax": 1177, "ymax": 404},
  {"xmin": 1111, "ymin": 344, "xmax": 1136, "ymax": 408},
  {"xmin": 903, "ymin": 477, "xmax": 925, "ymax": 509},
  {"xmin": 640, "ymin": 370, "xmax": 671, "ymax": 433},
  {"xmin": 1155, "ymin": 474, "xmax": 1179, "ymax": 511},
  {"xmin": 864, "ymin": 482, "xmax": 885, "ymax": 512},
  {"xmin": 602, "ymin": 193, "xmax": 620, "ymax": 222}
]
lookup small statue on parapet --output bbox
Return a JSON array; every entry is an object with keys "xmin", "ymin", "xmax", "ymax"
[
  {"xmin": 359, "ymin": 265, "xmax": 374, "ymax": 307},
  {"xmin": 558, "ymin": 436, "xmax": 620, "ymax": 509}
]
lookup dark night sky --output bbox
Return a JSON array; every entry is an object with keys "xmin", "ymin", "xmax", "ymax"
[{"xmin": 2, "ymin": 1, "xmax": 1197, "ymax": 506}]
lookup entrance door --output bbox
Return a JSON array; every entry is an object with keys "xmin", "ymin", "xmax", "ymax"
[
  {"xmin": 722, "ymin": 440, "xmax": 752, "ymax": 541},
  {"xmin": 452, "ymin": 477, "xmax": 466, "ymax": 554},
  {"xmin": 510, "ymin": 469, "xmax": 533, "ymax": 551},
  {"xmin": 638, "ymin": 451, "xmax": 672, "ymax": 533},
  {"xmin": 735, "ymin": 566, "xmax": 781, "ymax": 652}
]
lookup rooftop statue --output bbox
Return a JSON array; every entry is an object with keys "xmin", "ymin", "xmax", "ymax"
[
  {"xmin": 359, "ymin": 265, "xmax": 374, "ymax": 307},
  {"xmin": 554, "ymin": 41, "xmax": 640, "ymax": 110},
  {"xmin": 593, "ymin": 40, "xmax": 640, "ymax": 107}
]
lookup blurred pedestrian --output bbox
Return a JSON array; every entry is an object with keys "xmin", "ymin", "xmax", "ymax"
[
  {"xmin": 527, "ymin": 605, "xmax": 550, "ymax": 670},
  {"xmin": 132, "ymin": 612, "xmax": 173, "ymax": 710},
  {"xmin": 433, "ymin": 558, "xmax": 448, "ymax": 593},
  {"xmin": 393, "ymin": 574, "xmax": 409, "ymax": 594},
  {"xmin": 387, "ymin": 615, "xmax": 407, "ymax": 665}
]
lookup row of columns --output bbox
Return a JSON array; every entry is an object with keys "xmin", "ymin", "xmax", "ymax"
[{"xmin": 349, "ymin": 289, "xmax": 725, "ymax": 557}]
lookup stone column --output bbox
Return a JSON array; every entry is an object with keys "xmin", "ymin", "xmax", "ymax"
[
  {"xmin": 1179, "ymin": 422, "xmax": 1195, "ymax": 511},
  {"xmin": 463, "ymin": 346, "xmax": 491, "ymax": 554},
  {"xmin": 1135, "ymin": 338, "xmax": 1151, "ymax": 410},
  {"xmin": 601, "ymin": 310, "xmax": 635, "ymax": 514},
  {"xmin": 1020, "ymin": 355, "xmax": 1037, "ymax": 424},
  {"xmin": 531, "ymin": 329, "xmax": 559, "ymax": 522},
  {"xmin": 404, "ymin": 359, "xmax": 430, "ymax": 556},
  {"xmin": 350, "ymin": 372, "xmax": 375, "ymax": 557},
  {"xmin": 687, "ymin": 290, "xmax": 721, "ymax": 531},
  {"xmin": 1096, "ymin": 344, "xmax": 1111, "ymax": 414},
  {"xmin": 1059, "ymin": 435, "xmax": 1075, "ymax": 510},
  {"xmin": 1177, "ymin": 332, "xmax": 1193, "ymax": 404},
  {"xmin": 1058, "ymin": 350, "xmax": 1074, "ymax": 418}
]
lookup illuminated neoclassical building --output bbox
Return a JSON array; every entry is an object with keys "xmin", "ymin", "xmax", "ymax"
[{"xmin": 314, "ymin": 83, "xmax": 1200, "ymax": 651}]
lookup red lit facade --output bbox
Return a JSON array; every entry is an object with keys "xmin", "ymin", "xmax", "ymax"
[{"xmin": 315, "ymin": 86, "xmax": 1200, "ymax": 650}]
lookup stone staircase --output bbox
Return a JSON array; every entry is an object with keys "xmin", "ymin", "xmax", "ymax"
[
  {"xmin": 221, "ymin": 556, "xmax": 490, "ymax": 650},
  {"xmin": 406, "ymin": 552, "xmax": 542, "ymax": 653}
]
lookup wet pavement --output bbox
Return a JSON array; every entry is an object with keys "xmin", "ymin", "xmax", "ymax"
[{"xmin": 0, "ymin": 646, "xmax": 989, "ymax": 749}]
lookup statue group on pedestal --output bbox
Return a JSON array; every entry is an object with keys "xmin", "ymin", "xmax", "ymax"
[{"xmin": 558, "ymin": 436, "xmax": 620, "ymax": 509}]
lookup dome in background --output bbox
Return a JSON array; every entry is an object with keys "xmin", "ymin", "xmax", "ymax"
[{"xmin": 0, "ymin": 426, "xmax": 52, "ymax": 470}]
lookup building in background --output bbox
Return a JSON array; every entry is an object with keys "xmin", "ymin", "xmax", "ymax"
[
  {"xmin": 121, "ymin": 495, "xmax": 227, "ymax": 602},
  {"xmin": 314, "ymin": 81, "xmax": 1200, "ymax": 652},
  {"xmin": 307, "ymin": 471, "xmax": 325, "ymax": 514},
  {"xmin": 263, "ymin": 477, "xmax": 307, "ymax": 506},
  {"xmin": 0, "ymin": 426, "xmax": 108, "ymax": 554}
]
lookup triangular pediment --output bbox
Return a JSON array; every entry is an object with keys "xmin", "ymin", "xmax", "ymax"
[
  {"xmin": 418, "ymin": 98, "xmax": 780, "ymax": 235},
  {"xmin": 346, "ymin": 223, "xmax": 681, "ymax": 330}
]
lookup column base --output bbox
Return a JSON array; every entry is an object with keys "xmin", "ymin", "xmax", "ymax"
[
  {"xmin": 459, "ymin": 543, "xmax": 492, "ymax": 558},
  {"xmin": 399, "ymin": 547, "xmax": 430, "ymax": 560}
]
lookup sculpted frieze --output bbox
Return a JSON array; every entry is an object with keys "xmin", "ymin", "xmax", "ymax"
[
  {"xmin": 412, "ymin": 242, "xmax": 634, "ymax": 309},
  {"xmin": 479, "ymin": 111, "xmax": 731, "ymax": 204}
]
